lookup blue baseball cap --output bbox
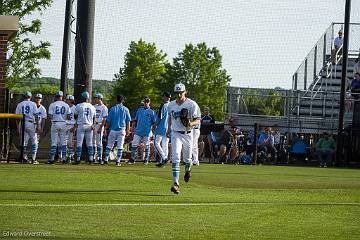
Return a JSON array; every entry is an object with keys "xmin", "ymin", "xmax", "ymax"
[
  {"xmin": 23, "ymin": 91, "xmax": 32, "ymax": 97},
  {"xmin": 81, "ymin": 91, "xmax": 90, "ymax": 99},
  {"xmin": 94, "ymin": 93, "xmax": 103, "ymax": 99},
  {"xmin": 55, "ymin": 91, "xmax": 64, "ymax": 97},
  {"xmin": 162, "ymin": 91, "xmax": 171, "ymax": 98}
]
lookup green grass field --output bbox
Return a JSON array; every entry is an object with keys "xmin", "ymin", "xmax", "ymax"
[{"xmin": 0, "ymin": 163, "xmax": 359, "ymax": 240}]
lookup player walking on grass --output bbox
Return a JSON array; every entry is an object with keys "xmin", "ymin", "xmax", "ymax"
[
  {"xmin": 166, "ymin": 83, "xmax": 201, "ymax": 194},
  {"xmin": 65, "ymin": 95, "xmax": 76, "ymax": 162},
  {"xmin": 103, "ymin": 95, "xmax": 131, "ymax": 166},
  {"xmin": 93, "ymin": 93, "xmax": 108, "ymax": 163},
  {"xmin": 155, "ymin": 91, "xmax": 171, "ymax": 167},
  {"xmin": 15, "ymin": 91, "xmax": 40, "ymax": 164},
  {"xmin": 72, "ymin": 91, "xmax": 96, "ymax": 164},
  {"xmin": 48, "ymin": 91, "xmax": 71, "ymax": 164},
  {"xmin": 129, "ymin": 97, "xmax": 156, "ymax": 164}
]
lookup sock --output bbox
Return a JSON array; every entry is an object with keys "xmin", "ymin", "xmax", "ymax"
[
  {"xmin": 185, "ymin": 162, "xmax": 192, "ymax": 172},
  {"xmin": 97, "ymin": 146, "xmax": 103, "ymax": 161},
  {"xmin": 88, "ymin": 146, "xmax": 94, "ymax": 162},
  {"xmin": 172, "ymin": 162, "xmax": 180, "ymax": 185},
  {"xmin": 23, "ymin": 145, "xmax": 27, "ymax": 159},
  {"xmin": 144, "ymin": 148, "xmax": 150, "ymax": 162},
  {"xmin": 32, "ymin": 144, "xmax": 38, "ymax": 161},
  {"xmin": 117, "ymin": 149, "xmax": 123, "ymax": 163},
  {"xmin": 76, "ymin": 146, "xmax": 82, "ymax": 162},
  {"xmin": 50, "ymin": 145, "xmax": 57, "ymax": 161},
  {"xmin": 104, "ymin": 146, "xmax": 111, "ymax": 162},
  {"xmin": 68, "ymin": 146, "xmax": 73, "ymax": 159},
  {"xmin": 131, "ymin": 146, "xmax": 137, "ymax": 161},
  {"xmin": 61, "ymin": 145, "xmax": 67, "ymax": 161}
]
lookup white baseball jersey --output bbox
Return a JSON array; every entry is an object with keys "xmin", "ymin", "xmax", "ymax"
[
  {"xmin": 15, "ymin": 100, "xmax": 39, "ymax": 122},
  {"xmin": 48, "ymin": 101, "xmax": 71, "ymax": 122},
  {"xmin": 75, "ymin": 102, "xmax": 96, "ymax": 125},
  {"xmin": 95, "ymin": 104, "xmax": 108, "ymax": 124},
  {"xmin": 66, "ymin": 105, "xmax": 76, "ymax": 125},
  {"xmin": 167, "ymin": 98, "xmax": 201, "ymax": 132},
  {"xmin": 37, "ymin": 105, "xmax": 47, "ymax": 125}
]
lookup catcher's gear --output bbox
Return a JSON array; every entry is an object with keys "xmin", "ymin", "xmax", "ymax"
[{"xmin": 180, "ymin": 108, "xmax": 190, "ymax": 127}]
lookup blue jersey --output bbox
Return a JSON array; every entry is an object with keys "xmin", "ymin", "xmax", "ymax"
[
  {"xmin": 155, "ymin": 102, "xmax": 169, "ymax": 136},
  {"xmin": 106, "ymin": 104, "xmax": 131, "ymax": 131},
  {"xmin": 258, "ymin": 132, "xmax": 274, "ymax": 145},
  {"xmin": 134, "ymin": 107, "xmax": 156, "ymax": 137}
]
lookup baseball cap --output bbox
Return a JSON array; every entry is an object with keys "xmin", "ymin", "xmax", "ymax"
[
  {"xmin": 174, "ymin": 83, "xmax": 186, "ymax": 93},
  {"xmin": 338, "ymin": 29, "xmax": 343, "ymax": 33},
  {"xmin": 94, "ymin": 93, "xmax": 103, "ymax": 99},
  {"xmin": 81, "ymin": 91, "xmax": 90, "ymax": 99},
  {"xmin": 66, "ymin": 95, "xmax": 74, "ymax": 101},
  {"xmin": 162, "ymin": 91, "xmax": 171, "ymax": 98},
  {"xmin": 143, "ymin": 96, "xmax": 150, "ymax": 102},
  {"xmin": 55, "ymin": 91, "xmax": 64, "ymax": 97},
  {"xmin": 35, "ymin": 93, "xmax": 42, "ymax": 99},
  {"xmin": 23, "ymin": 91, "xmax": 32, "ymax": 97}
]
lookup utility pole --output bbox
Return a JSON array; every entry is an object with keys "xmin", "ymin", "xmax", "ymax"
[
  {"xmin": 74, "ymin": 0, "xmax": 96, "ymax": 103},
  {"xmin": 60, "ymin": 0, "xmax": 73, "ymax": 95},
  {"xmin": 337, "ymin": 0, "xmax": 351, "ymax": 164}
]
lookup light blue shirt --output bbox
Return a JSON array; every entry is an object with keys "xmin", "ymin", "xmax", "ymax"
[
  {"xmin": 106, "ymin": 104, "xmax": 131, "ymax": 131},
  {"xmin": 258, "ymin": 132, "xmax": 274, "ymax": 146},
  {"xmin": 134, "ymin": 107, "xmax": 156, "ymax": 137},
  {"xmin": 155, "ymin": 102, "xmax": 169, "ymax": 136}
]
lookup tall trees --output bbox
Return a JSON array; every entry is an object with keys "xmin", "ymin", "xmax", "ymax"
[
  {"xmin": 113, "ymin": 39, "xmax": 168, "ymax": 112},
  {"xmin": 169, "ymin": 43, "xmax": 231, "ymax": 119},
  {"xmin": 1, "ymin": 0, "xmax": 52, "ymax": 88}
]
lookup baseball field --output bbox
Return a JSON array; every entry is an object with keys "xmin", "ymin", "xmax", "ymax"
[{"xmin": 0, "ymin": 163, "xmax": 359, "ymax": 240}]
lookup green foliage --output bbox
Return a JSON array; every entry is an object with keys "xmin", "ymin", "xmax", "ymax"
[
  {"xmin": 0, "ymin": 0, "xmax": 53, "ymax": 88},
  {"xmin": 113, "ymin": 39, "xmax": 168, "ymax": 112},
  {"xmin": 167, "ymin": 42, "xmax": 231, "ymax": 120},
  {"xmin": 242, "ymin": 88, "xmax": 285, "ymax": 116},
  {"xmin": 11, "ymin": 77, "xmax": 115, "ymax": 103}
]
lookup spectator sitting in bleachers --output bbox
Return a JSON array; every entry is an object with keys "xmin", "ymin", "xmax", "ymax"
[
  {"xmin": 351, "ymin": 72, "xmax": 360, "ymax": 99},
  {"xmin": 316, "ymin": 132, "xmax": 336, "ymax": 168},
  {"xmin": 258, "ymin": 127, "xmax": 276, "ymax": 163}
]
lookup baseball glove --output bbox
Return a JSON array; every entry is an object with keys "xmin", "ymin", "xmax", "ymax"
[{"xmin": 180, "ymin": 108, "xmax": 190, "ymax": 127}]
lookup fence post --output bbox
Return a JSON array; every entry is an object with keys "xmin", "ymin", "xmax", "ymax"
[
  {"xmin": 323, "ymin": 33, "xmax": 327, "ymax": 65},
  {"xmin": 253, "ymin": 123, "xmax": 258, "ymax": 165},
  {"xmin": 313, "ymin": 45, "xmax": 318, "ymax": 80},
  {"xmin": 304, "ymin": 58, "xmax": 308, "ymax": 90}
]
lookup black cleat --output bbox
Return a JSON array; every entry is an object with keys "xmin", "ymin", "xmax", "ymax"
[
  {"xmin": 184, "ymin": 171, "xmax": 191, "ymax": 182},
  {"xmin": 156, "ymin": 159, "xmax": 168, "ymax": 168},
  {"xmin": 170, "ymin": 183, "xmax": 180, "ymax": 194}
]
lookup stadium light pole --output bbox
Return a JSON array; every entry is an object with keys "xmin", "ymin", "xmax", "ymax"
[
  {"xmin": 74, "ymin": 0, "xmax": 96, "ymax": 103},
  {"xmin": 60, "ymin": 0, "xmax": 73, "ymax": 95},
  {"xmin": 337, "ymin": 0, "xmax": 351, "ymax": 164}
]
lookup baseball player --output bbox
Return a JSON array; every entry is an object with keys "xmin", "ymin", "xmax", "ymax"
[
  {"xmin": 93, "ymin": 93, "xmax": 108, "ymax": 163},
  {"xmin": 47, "ymin": 91, "xmax": 71, "ymax": 164},
  {"xmin": 34, "ymin": 93, "xmax": 47, "ymax": 140},
  {"xmin": 103, "ymin": 94, "xmax": 131, "ymax": 166},
  {"xmin": 73, "ymin": 91, "xmax": 96, "ymax": 164},
  {"xmin": 65, "ymin": 95, "xmax": 76, "ymax": 162},
  {"xmin": 15, "ymin": 91, "xmax": 40, "ymax": 164},
  {"xmin": 166, "ymin": 83, "xmax": 201, "ymax": 194},
  {"xmin": 155, "ymin": 91, "xmax": 171, "ymax": 167},
  {"xmin": 129, "ymin": 96, "xmax": 156, "ymax": 164}
]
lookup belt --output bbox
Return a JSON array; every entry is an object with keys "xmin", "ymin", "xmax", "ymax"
[
  {"xmin": 177, "ymin": 130, "xmax": 192, "ymax": 134},
  {"xmin": 27, "ymin": 120, "xmax": 33, "ymax": 123}
]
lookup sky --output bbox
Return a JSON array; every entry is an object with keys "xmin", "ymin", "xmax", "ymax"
[{"xmin": 27, "ymin": 0, "xmax": 360, "ymax": 89}]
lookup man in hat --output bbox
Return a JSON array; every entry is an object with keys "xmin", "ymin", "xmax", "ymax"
[
  {"xmin": 47, "ymin": 91, "xmax": 71, "ymax": 164},
  {"xmin": 34, "ymin": 93, "xmax": 47, "ymax": 139},
  {"xmin": 65, "ymin": 95, "xmax": 76, "ymax": 162},
  {"xmin": 155, "ymin": 91, "xmax": 171, "ymax": 167},
  {"xmin": 15, "ymin": 91, "xmax": 40, "ymax": 164},
  {"xmin": 73, "ymin": 91, "xmax": 96, "ymax": 164},
  {"xmin": 166, "ymin": 83, "xmax": 201, "ymax": 194},
  {"xmin": 103, "ymin": 94, "xmax": 131, "ymax": 166},
  {"xmin": 93, "ymin": 93, "xmax": 108, "ymax": 163},
  {"xmin": 129, "ymin": 96, "xmax": 156, "ymax": 164}
]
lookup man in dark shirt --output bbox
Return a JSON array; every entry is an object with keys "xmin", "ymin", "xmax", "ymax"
[
  {"xmin": 200, "ymin": 107, "xmax": 215, "ymax": 159},
  {"xmin": 351, "ymin": 72, "xmax": 360, "ymax": 99}
]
